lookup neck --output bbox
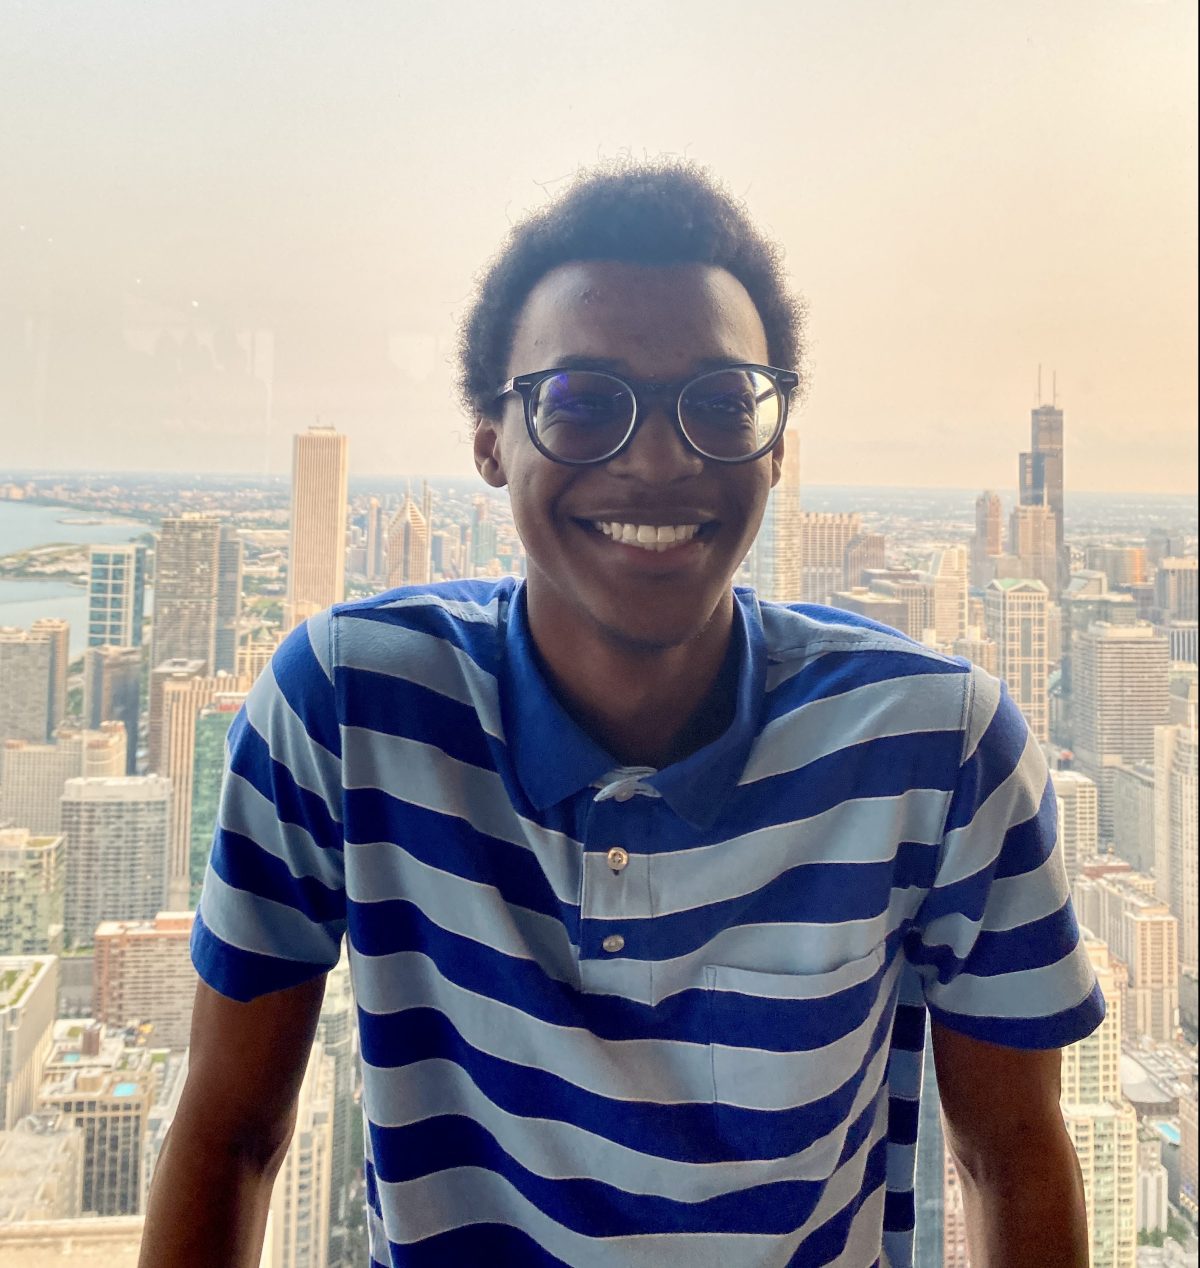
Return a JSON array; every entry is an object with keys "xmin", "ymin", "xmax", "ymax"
[{"xmin": 525, "ymin": 585, "xmax": 737, "ymax": 769}]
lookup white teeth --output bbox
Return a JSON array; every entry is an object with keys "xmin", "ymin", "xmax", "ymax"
[{"xmin": 590, "ymin": 521, "xmax": 704, "ymax": 551}]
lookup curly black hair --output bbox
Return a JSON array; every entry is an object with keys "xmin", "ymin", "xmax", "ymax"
[{"xmin": 456, "ymin": 158, "xmax": 807, "ymax": 423}]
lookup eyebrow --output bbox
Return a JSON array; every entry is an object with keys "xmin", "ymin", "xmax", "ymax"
[{"xmin": 548, "ymin": 354, "xmax": 751, "ymax": 377}]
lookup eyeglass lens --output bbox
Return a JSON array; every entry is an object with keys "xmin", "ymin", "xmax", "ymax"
[{"xmin": 529, "ymin": 369, "xmax": 783, "ymax": 462}]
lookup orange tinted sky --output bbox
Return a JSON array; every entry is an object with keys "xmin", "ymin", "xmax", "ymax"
[{"xmin": 2, "ymin": 0, "xmax": 1196, "ymax": 492}]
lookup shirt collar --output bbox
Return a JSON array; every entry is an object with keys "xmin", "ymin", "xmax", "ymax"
[{"xmin": 501, "ymin": 582, "xmax": 767, "ymax": 830}]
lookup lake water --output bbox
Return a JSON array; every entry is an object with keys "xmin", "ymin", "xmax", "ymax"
[{"xmin": 0, "ymin": 501, "xmax": 149, "ymax": 655}]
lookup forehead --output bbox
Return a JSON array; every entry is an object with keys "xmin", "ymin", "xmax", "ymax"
[{"xmin": 507, "ymin": 260, "xmax": 769, "ymax": 380}]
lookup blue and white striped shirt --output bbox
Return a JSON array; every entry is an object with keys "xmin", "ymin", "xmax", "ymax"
[{"xmin": 193, "ymin": 577, "xmax": 1105, "ymax": 1267}]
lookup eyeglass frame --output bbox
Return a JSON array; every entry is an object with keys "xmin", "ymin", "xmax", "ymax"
[{"xmin": 491, "ymin": 362, "xmax": 800, "ymax": 467}]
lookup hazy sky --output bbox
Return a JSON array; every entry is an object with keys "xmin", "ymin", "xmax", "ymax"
[{"xmin": 2, "ymin": 0, "xmax": 1196, "ymax": 492}]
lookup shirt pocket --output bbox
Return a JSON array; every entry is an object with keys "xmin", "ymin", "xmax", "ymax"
[{"xmin": 703, "ymin": 941, "xmax": 889, "ymax": 1177}]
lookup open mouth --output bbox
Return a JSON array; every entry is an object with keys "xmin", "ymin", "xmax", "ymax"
[{"xmin": 578, "ymin": 519, "xmax": 718, "ymax": 553}]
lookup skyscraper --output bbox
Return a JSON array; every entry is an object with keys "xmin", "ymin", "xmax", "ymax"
[
  {"xmin": 0, "ymin": 955, "xmax": 56, "ymax": 1130},
  {"xmin": 270, "ymin": 1038, "xmax": 334, "ymax": 1268},
  {"xmin": 151, "ymin": 515, "xmax": 222, "ymax": 671},
  {"xmin": 1072, "ymin": 871, "xmax": 1179, "ymax": 1041},
  {"xmin": 37, "ymin": 1022, "xmax": 155, "ymax": 1216},
  {"xmin": 0, "ymin": 724, "xmax": 127, "ymax": 836},
  {"xmin": 387, "ymin": 493, "xmax": 432, "ymax": 588},
  {"xmin": 1155, "ymin": 711, "xmax": 1198, "ymax": 977},
  {"xmin": 61, "ymin": 775, "xmax": 170, "ymax": 948},
  {"xmin": 287, "ymin": 426, "xmax": 349, "ymax": 628},
  {"xmin": 1050, "ymin": 769, "xmax": 1099, "ymax": 883},
  {"xmin": 86, "ymin": 543, "xmax": 146, "ymax": 648},
  {"xmin": 214, "ymin": 525, "xmax": 244, "ymax": 674},
  {"xmin": 1073, "ymin": 623, "xmax": 1170, "ymax": 839},
  {"xmin": 1018, "ymin": 394, "xmax": 1065, "ymax": 591},
  {"xmin": 797, "ymin": 510, "xmax": 862, "ymax": 605},
  {"xmin": 92, "ymin": 912, "xmax": 197, "ymax": 1049},
  {"xmin": 190, "ymin": 693, "xmax": 247, "ymax": 906},
  {"xmin": 0, "ymin": 627, "xmax": 53, "ymax": 742},
  {"xmin": 920, "ymin": 546, "xmax": 969, "ymax": 646},
  {"xmin": 984, "ymin": 578, "xmax": 1050, "ymax": 741},
  {"xmin": 83, "ymin": 645, "xmax": 142, "ymax": 773},
  {"xmin": 161, "ymin": 673, "xmax": 250, "ymax": 909},
  {"xmin": 970, "ymin": 490, "xmax": 1003, "ymax": 588},
  {"xmin": 751, "ymin": 441, "xmax": 802, "ymax": 602},
  {"xmin": 1059, "ymin": 938, "xmax": 1138, "ymax": 1268},
  {"xmin": 147, "ymin": 658, "xmax": 206, "ymax": 776},
  {"xmin": 364, "ymin": 496, "xmax": 387, "ymax": 582},
  {"xmin": 1153, "ymin": 557, "xmax": 1198, "ymax": 624},
  {"xmin": 1008, "ymin": 503, "xmax": 1059, "ymax": 594},
  {"xmin": 0, "ymin": 829, "xmax": 64, "ymax": 956}
]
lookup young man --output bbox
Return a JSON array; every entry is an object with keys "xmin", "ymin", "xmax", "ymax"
[{"xmin": 141, "ymin": 163, "xmax": 1103, "ymax": 1267}]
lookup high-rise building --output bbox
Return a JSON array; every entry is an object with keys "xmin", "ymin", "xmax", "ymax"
[
  {"xmin": 287, "ymin": 426, "xmax": 349, "ymax": 628},
  {"xmin": 317, "ymin": 955, "xmax": 357, "ymax": 1252},
  {"xmin": 0, "ymin": 829, "xmax": 64, "ymax": 955},
  {"xmin": 920, "ymin": 546, "xmax": 969, "ymax": 645},
  {"xmin": 842, "ymin": 532, "xmax": 887, "ymax": 591},
  {"xmin": 797, "ymin": 511, "xmax": 862, "ymax": 606},
  {"xmin": 61, "ymin": 776, "xmax": 170, "ymax": 948},
  {"xmin": 913, "ymin": 1028, "xmax": 944, "ymax": 1268},
  {"xmin": 83, "ymin": 645, "xmax": 142, "ymax": 773},
  {"xmin": 1050, "ymin": 770, "xmax": 1099, "ymax": 883},
  {"xmin": 92, "ymin": 913, "xmax": 196, "ymax": 1049},
  {"xmin": 37, "ymin": 1021, "xmax": 155, "ymax": 1216},
  {"xmin": 1154, "ymin": 714, "xmax": 1198, "ymax": 977},
  {"xmin": 970, "ymin": 490, "xmax": 1003, "ymax": 588},
  {"xmin": 1182, "ymin": 1083, "xmax": 1198, "ymax": 1223},
  {"xmin": 1073, "ymin": 623, "xmax": 1170, "ymax": 839},
  {"xmin": 0, "ymin": 724, "xmax": 127, "ymax": 836},
  {"xmin": 1085, "ymin": 545, "xmax": 1149, "ymax": 590},
  {"xmin": 984, "ymin": 578, "xmax": 1049, "ymax": 741},
  {"xmin": 147, "ymin": 658, "xmax": 206, "ymax": 776},
  {"xmin": 1018, "ymin": 397, "xmax": 1065, "ymax": 592},
  {"xmin": 190, "ymin": 694, "xmax": 247, "ymax": 907},
  {"xmin": 1008, "ymin": 503, "xmax": 1059, "ymax": 595},
  {"xmin": 269, "ymin": 1038, "xmax": 334, "ymax": 1268},
  {"xmin": 387, "ymin": 493, "xmax": 431, "ymax": 588},
  {"xmin": 1153, "ymin": 557, "xmax": 1198, "ymax": 624},
  {"xmin": 749, "ymin": 441, "xmax": 802, "ymax": 603},
  {"xmin": 471, "ymin": 494, "xmax": 498, "ymax": 571},
  {"xmin": 0, "ymin": 955, "xmax": 57, "ymax": 1130},
  {"xmin": 1110, "ymin": 761, "xmax": 1156, "ymax": 875},
  {"xmin": 868, "ymin": 571, "xmax": 936, "ymax": 642},
  {"xmin": 150, "ymin": 515, "xmax": 222, "ymax": 671},
  {"xmin": 0, "ymin": 624, "xmax": 59, "ymax": 743},
  {"xmin": 1072, "ymin": 871, "xmax": 1179, "ymax": 1041},
  {"xmin": 86, "ymin": 544, "xmax": 146, "ymax": 648},
  {"xmin": 161, "ymin": 673, "xmax": 250, "ymax": 909},
  {"xmin": 1059, "ymin": 937, "xmax": 1138, "ymax": 1268},
  {"xmin": 364, "ymin": 496, "xmax": 387, "ymax": 582},
  {"xmin": 214, "ymin": 526, "xmax": 244, "ymax": 675}
]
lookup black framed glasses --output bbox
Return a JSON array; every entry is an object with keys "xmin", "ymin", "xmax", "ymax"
[{"xmin": 493, "ymin": 363, "xmax": 799, "ymax": 466}]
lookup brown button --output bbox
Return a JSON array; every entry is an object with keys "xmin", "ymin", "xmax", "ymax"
[
  {"xmin": 606, "ymin": 847, "xmax": 629, "ymax": 872},
  {"xmin": 601, "ymin": 934, "xmax": 625, "ymax": 954}
]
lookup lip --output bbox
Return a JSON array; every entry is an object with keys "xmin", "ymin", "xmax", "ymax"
[{"xmin": 572, "ymin": 510, "xmax": 718, "ymax": 527}]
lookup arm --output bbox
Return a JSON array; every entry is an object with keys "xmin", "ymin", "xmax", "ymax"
[
  {"xmin": 932, "ymin": 1019, "xmax": 1089, "ymax": 1268},
  {"xmin": 139, "ymin": 976, "xmax": 326, "ymax": 1268}
]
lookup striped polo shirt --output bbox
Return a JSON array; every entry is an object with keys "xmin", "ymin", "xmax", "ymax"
[{"xmin": 192, "ymin": 576, "xmax": 1105, "ymax": 1268}]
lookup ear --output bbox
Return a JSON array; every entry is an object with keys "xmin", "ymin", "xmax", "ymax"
[
  {"xmin": 768, "ymin": 432, "xmax": 786, "ymax": 489},
  {"xmin": 473, "ymin": 415, "xmax": 508, "ymax": 488}
]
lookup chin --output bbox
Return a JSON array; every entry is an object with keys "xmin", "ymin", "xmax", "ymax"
[{"xmin": 588, "ymin": 602, "xmax": 720, "ymax": 654}]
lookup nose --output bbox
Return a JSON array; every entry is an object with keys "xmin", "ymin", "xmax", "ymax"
[{"xmin": 605, "ymin": 400, "xmax": 705, "ymax": 482}]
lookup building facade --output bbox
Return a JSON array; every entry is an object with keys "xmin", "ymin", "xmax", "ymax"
[
  {"xmin": 92, "ymin": 913, "xmax": 196, "ymax": 1050},
  {"xmin": 286, "ymin": 426, "xmax": 349, "ymax": 629},
  {"xmin": 984, "ymin": 578, "xmax": 1049, "ymax": 741},
  {"xmin": 86, "ymin": 544, "xmax": 146, "ymax": 648}
]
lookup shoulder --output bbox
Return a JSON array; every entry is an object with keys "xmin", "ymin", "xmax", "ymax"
[
  {"xmin": 326, "ymin": 577, "xmax": 518, "ymax": 675},
  {"xmin": 751, "ymin": 592, "xmax": 978, "ymax": 730}
]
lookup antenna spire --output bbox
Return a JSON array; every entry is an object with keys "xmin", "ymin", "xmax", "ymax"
[
  {"xmin": 1037, "ymin": 363, "xmax": 1042, "ymax": 406},
  {"xmin": 1052, "ymin": 370, "xmax": 1058, "ymax": 408}
]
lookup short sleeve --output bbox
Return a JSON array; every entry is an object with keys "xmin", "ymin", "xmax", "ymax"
[
  {"xmin": 191, "ymin": 610, "xmax": 347, "ymax": 1002},
  {"xmin": 906, "ymin": 666, "xmax": 1106, "ymax": 1049}
]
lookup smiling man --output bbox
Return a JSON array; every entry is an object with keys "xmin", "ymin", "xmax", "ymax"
[{"xmin": 141, "ymin": 163, "xmax": 1103, "ymax": 1268}]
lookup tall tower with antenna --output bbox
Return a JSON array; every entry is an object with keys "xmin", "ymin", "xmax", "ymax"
[{"xmin": 1019, "ymin": 367, "xmax": 1066, "ymax": 595}]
